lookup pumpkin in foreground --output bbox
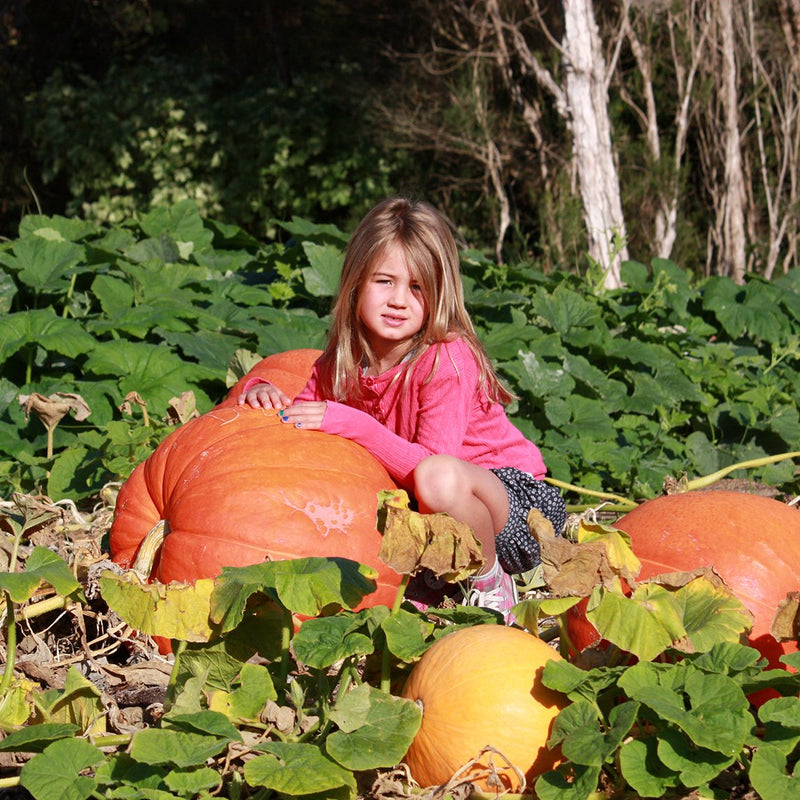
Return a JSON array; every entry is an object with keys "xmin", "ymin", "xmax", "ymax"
[
  {"xmin": 401, "ymin": 625, "xmax": 566, "ymax": 791},
  {"xmin": 567, "ymin": 490, "xmax": 800, "ymax": 669},
  {"xmin": 109, "ymin": 349, "xmax": 402, "ymax": 610}
]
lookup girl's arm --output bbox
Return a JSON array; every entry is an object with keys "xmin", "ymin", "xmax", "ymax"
[{"xmin": 281, "ymin": 350, "xmax": 475, "ymax": 489}]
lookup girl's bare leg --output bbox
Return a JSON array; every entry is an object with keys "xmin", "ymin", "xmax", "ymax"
[{"xmin": 412, "ymin": 454, "xmax": 508, "ymax": 571}]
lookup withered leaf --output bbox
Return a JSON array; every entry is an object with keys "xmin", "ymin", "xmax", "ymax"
[
  {"xmin": 529, "ymin": 508, "xmax": 641, "ymax": 598},
  {"xmin": 119, "ymin": 391, "xmax": 146, "ymax": 416},
  {"xmin": 771, "ymin": 591, "xmax": 800, "ymax": 642},
  {"xmin": 165, "ymin": 391, "xmax": 200, "ymax": 425},
  {"xmin": 376, "ymin": 490, "xmax": 484, "ymax": 581},
  {"xmin": 19, "ymin": 392, "xmax": 91, "ymax": 429}
]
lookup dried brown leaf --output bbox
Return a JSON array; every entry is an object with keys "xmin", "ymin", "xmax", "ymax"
[
  {"xmin": 377, "ymin": 490, "xmax": 484, "ymax": 581},
  {"xmin": 771, "ymin": 591, "xmax": 800, "ymax": 642},
  {"xmin": 19, "ymin": 391, "xmax": 91, "ymax": 428}
]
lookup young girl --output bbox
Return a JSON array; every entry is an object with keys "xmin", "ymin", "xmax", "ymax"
[{"xmin": 238, "ymin": 197, "xmax": 566, "ymax": 622}]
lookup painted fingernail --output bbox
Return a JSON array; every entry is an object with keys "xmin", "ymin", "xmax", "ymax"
[{"xmin": 295, "ymin": 422, "xmax": 302, "ymax": 428}]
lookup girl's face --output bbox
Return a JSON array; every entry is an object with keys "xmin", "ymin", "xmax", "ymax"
[{"xmin": 357, "ymin": 242, "xmax": 428, "ymax": 363}]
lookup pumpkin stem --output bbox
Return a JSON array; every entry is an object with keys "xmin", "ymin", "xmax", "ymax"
[{"xmin": 132, "ymin": 519, "xmax": 168, "ymax": 577}]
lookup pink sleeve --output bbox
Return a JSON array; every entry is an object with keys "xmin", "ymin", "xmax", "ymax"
[
  {"xmin": 319, "ymin": 343, "xmax": 478, "ymax": 488},
  {"xmin": 320, "ymin": 402, "xmax": 433, "ymax": 489}
]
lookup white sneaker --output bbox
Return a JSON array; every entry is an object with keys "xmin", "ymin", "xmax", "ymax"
[{"xmin": 463, "ymin": 560, "xmax": 519, "ymax": 624}]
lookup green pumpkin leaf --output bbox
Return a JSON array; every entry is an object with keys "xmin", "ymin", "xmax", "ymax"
[
  {"xmin": 656, "ymin": 728, "xmax": 735, "ymax": 787},
  {"xmin": 618, "ymin": 736, "xmax": 680, "ymax": 798},
  {"xmin": 129, "ymin": 728, "xmax": 231, "ymax": 768},
  {"xmin": 20, "ymin": 738, "xmax": 105, "ymax": 800},
  {"xmin": 2, "ymin": 236, "xmax": 85, "ymax": 294},
  {"xmin": 750, "ymin": 743, "xmax": 800, "ymax": 798},
  {"xmin": 0, "ymin": 547, "xmax": 84, "ymax": 604},
  {"xmin": 292, "ymin": 612, "xmax": 375, "ymax": 669},
  {"xmin": 163, "ymin": 765, "xmax": 221, "ymax": 795},
  {"xmin": 301, "ymin": 241, "xmax": 343, "ymax": 297},
  {"xmin": 534, "ymin": 761, "xmax": 602, "ymax": 800},
  {"xmin": 380, "ymin": 607, "xmax": 433, "ymax": 661},
  {"xmin": 326, "ymin": 684, "xmax": 422, "ymax": 770},
  {"xmin": 244, "ymin": 742, "xmax": 356, "ymax": 794},
  {"xmin": 0, "ymin": 308, "xmax": 96, "ymax": 363},
  {"xmin": 550, "ymin": 699, "xmax": 639, "ymax": 768},
  {"xmin": 0, "ymin": 723, "xmax": 79, "ymax": 753},
  {"xmin": 210, "ymin": 557, "xmax": 378, "ymax": 630},
  {"xmin": 207, "ymin": 662, "xmax": 277, "ymax": 720},
  {"xmin": 99, "ymin": 571, "xmax": 218, "ymax": 642},
  {"xmin": 618, "ymin": 662, "xmax": 752, "ymax": 755}
]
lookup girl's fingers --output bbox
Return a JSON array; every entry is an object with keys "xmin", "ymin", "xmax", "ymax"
[{"xmin": 278, "ymin": 401, "xmax": 327, "ymax": 429}]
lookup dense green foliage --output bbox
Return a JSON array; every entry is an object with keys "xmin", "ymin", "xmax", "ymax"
[
  {"xmin": 28, "ymin": 57, "xmax": 403, "ymax": 237},
  {"xmin": 1, "ymin": 202, "xmax": 799, "ymax": 504}
]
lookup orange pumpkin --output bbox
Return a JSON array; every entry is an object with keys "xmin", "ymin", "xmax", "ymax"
[
  {"xmin": 109, "ymin": 349, "xmax": 402, "ymax": 610},
  {"xmin": 567, "ymin": 491, "xmax": 800, "ymax": 669},
  {"xmin": 401, "ymin": 625, "xmax": 565, "ymax": 791}
]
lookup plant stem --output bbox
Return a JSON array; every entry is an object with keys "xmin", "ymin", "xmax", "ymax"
[
  {"xmin": 545, "ymin": 477, "xmax": 638, "ymax": 509},
  {"xmin": 16, "ymin": 594, "xmax": 68, "ymax": 621},
  {"xmin": 0, "ymin": 777, "xmax": 20, "ymax": 789},
  {"xmin": 278, "ymin": 608, "xmax": 292, "ymax": 688},
  {"xmin": 166, "ymin": 639, "xmax": 187, "ymax": 705},
  {"xmin": 1, "ymin": 522, "xmax": 25, "ymax": 694},
  {"xmin": 685, "ymin": 451, "xmax": 800, "ymax": 491},
  {"xmin": 0, "ymin": 590, "xmax": 17, "ymax": 694},
  {"xmin": 381, "ymin": 573, "xmax": 411, "ymax": 693}
]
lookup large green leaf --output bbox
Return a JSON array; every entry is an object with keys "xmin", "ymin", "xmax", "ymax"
[
  {"xmin": 0, "ymin": 236, "xmax": 86, "ymax": 295},
  {"xmin": 0, "ymin": 308, "xmax": 96, "ymax": 362},
  {"xmin": 292, "ymin": 612, "xmax": 375, "ymax": 669},
  {"xmin": 617, "ymin": 662, "xmax": 752, "ymax": 755},
  {"xmin": 20, "ymin": 738, "xmax": 104, "ymax": 800},
  {"xmin": 325, "ymin": 684, "xmax": 422, "ymax": 770},
  {"xmin": 83, "ymin": 340, "xmax": 217, "ymax": 410},
  {"xmin": 210, "ymin": 558, "xmax": 378, "ymax": 631},
  {"xmin": 0, "ymin": 546, "xmax": 84, "ymax": 604},
  {"xmin": 244, "ymin": 742, "xmax": 356, "ymax": 795},
  {"xmin": 128, "ymin": 728, "xmax": 231, "ymax": 768}
]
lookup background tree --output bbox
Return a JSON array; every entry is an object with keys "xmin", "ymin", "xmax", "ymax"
[{"xmin": 2, "ymin": 0, "xmax": 799, "ymax": 281}]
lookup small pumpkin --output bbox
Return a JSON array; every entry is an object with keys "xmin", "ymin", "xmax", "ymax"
[
  {"xmin": 109, "ymin": 349, "xmax": 402, "ymax": 610},
  {"xmin": 400, "ymin": 625, "xmax": 565, "ymax": 791},
  {"xmin": 567, "ymin": 490, "xmax": 800, "ymax": 669}
]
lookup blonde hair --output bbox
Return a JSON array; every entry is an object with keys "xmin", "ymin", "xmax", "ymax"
[{"xmin": 316, "ymin": 197, "xmax": 513, "ymax": 404}]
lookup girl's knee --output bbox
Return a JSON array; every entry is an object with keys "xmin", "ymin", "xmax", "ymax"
[{"xmin": 413, "ymin": 455, "xmax": 462, "ymax": 509}]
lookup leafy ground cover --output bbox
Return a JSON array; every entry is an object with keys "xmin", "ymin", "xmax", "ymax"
[
  {"xmin": 2, "ymin": 201, "xmax": 800, "ymax": 506},
  {"xmin": 2, "ymin": 203, "xmax": 800, "ymax": 798},
  {"xmin": 2, "ymin": 485, "xmax": 800, "ymax": 800}
]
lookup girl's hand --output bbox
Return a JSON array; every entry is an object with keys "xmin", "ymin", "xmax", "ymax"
[
  {"xmin": 238, "ymin": 382, "xmax": 291, "ymax": 410},
  {"xmin": 278, "ymin": 401, "xmax": 328, "ymax": 430}
]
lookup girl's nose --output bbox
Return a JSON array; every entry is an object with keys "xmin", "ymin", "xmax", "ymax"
[{"xmin": 388, "ymin": 285, "xmax": 408, "ymax": 306}]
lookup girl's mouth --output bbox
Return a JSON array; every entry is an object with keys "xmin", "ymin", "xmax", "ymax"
[{"xmin": 382, "ymin": 315, "xmax": 406, "ymax": 326}]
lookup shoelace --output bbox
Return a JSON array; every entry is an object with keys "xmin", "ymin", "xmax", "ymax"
[{"xmin": 465, "ymin": 584, "xmax": 517, "ymax": 611}]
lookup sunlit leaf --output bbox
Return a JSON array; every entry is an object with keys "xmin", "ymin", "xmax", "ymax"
[
  {"xmin": 20, "ymin": 738, "xmax": 104, "ymax": 800},
  {"xmin": 0, "ymin": 547, "xmax": 84, "ymax": 604},
  {"xmin": 244, "ymin": 742, "xmax": 356, "ymax": 794},
  {"xmin": 326, "ymin": 684, "xmax": 422, "ymax": 770},
  {"xmin": 376, "ymin": 489, "xmax": 484, "ymax": 580},
  {"xmin": 99, "ymin": 570, "xmax": 217, "ymax": 642}
]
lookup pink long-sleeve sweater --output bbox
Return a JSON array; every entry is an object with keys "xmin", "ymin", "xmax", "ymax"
[{"xmin": 245, "ymin": 338, "xmax": 547, "ymax": 490}]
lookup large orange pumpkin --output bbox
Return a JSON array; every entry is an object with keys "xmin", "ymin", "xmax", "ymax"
[
  {"xmin": 109, "ymin": 349, "xmax": 402, "ymax": 610},
  {"xmin": 401, "ymin": 625, "xmax": 565, "ymax": 791},
  {"xmin": 567, "ymin": 491, "xmax": 800, "ymax": 669}
]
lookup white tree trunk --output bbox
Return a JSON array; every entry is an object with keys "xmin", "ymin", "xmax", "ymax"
[
  {"xmin": 562, "ymin": 0, "xmax": 628, "ymax": 289},
  {"xmin": 719, "ymin": 0, "xmax": 747, "ymax": 282}
]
